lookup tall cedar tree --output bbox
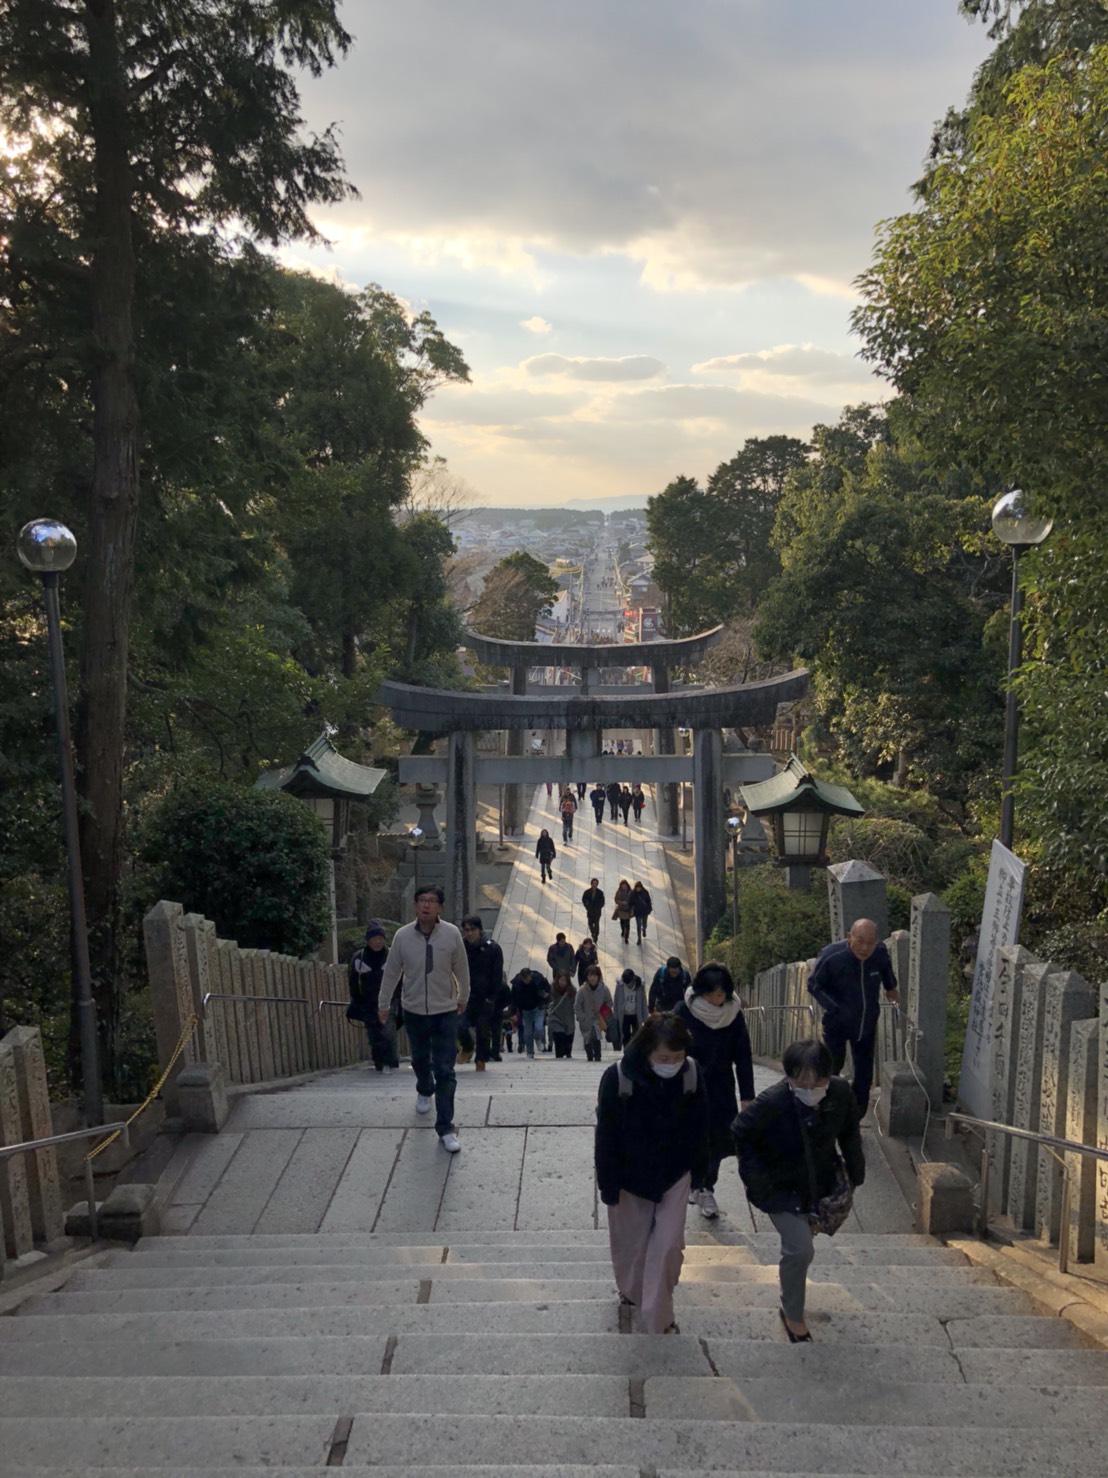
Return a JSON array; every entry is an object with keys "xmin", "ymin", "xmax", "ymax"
[{"xmin": 0, "ymin": 0, "xmax": 354, "ymax": 1087}]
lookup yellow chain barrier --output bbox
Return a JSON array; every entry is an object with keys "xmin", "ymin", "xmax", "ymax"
[{"xmin": 85, "ymin": 1012, "xmax": 200, "ymax": 1162}]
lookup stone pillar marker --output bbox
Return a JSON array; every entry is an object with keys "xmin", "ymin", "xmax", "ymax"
[
  {"xmin": 1035, "ymin": 970, "xmax": 1096, "ymax": 1244},
  {"xmin": 988, "ymin": 944, "xmax": 1033, "ymax": 1213},
  {"xmin": 908, "ymin": 893, "xmax": 951, "ymax": 1109},
  {"xmin": 691, "ymin": 726, "xmax": 724, "ymax": 966},
  {"xmin": 446, "ymin": 728, "xmax": 477, "ymax": 922},
  {"xmin": 1065, "ymin": 1018, "xmax": 1099, "ymax": 1264},
  {"xmin": 5, "ymin": 1027, "xmax": 64, "ymax": 1244},
  {"xmin": 1097, "ymin": 976, "xmax": 1108, "ymax": 1276},
  {"xmin": 0, "ymin": 1039, "xmax": 34, "ymax": 1258},
  {"xmin": 143, "ymin": 899, "xmax": 197, "ymax": 1116},
  {"xmin": 826, "ymin": 860, "xmax": 888, "ymax": 944},
  {"xmin": 1007, "ymin": 960, "xmax": 1057, "ymax": 1230}
]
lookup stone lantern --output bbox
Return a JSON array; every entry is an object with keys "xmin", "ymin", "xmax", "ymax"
[{"xmin": 738, "ymin": 754, "xmax": 864, "ymax": 890}]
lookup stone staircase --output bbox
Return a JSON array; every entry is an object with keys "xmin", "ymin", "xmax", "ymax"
[{"xmin": 3, "ymin": 1222, "xmax": 1107, "ymax": 1475}]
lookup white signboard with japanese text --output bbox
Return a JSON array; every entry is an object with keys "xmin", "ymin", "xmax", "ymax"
[{"xmin": 958, "ymin": 839, "xmax": 1026, "ymax": 1118}]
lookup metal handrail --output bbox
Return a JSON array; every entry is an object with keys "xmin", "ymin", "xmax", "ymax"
[
  {"xmin": 0, "ymin": 1120, "xmax": 129, "ymax": 1243},
  {"xmin": 201, "ymin": 992, "xmax": 311, "ymax": 1013},
  {"xmin": 945, "ymin": 1110, "xmax": 1108, "ymax": 1274}
]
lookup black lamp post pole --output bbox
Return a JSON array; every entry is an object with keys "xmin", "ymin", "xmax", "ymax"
[
  {"xmin": 999, "ymin": 548, "xmax": 1025, "ymax": 852},
  {"xmin": 41, "ymin": 571, "xmax": 103, "ymax": 1125}
]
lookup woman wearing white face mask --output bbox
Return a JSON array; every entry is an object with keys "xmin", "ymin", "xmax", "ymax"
[
  {"xmin": 732, "ymin": 1038, "xmax": 865, "ymax": 1343},
  {"xmin": 595, "ymin": 1014, "xmax": 710, "ymax": 1334}
]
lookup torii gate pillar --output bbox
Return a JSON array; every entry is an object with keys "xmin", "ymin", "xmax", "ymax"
[
  {"xmin": 446, "ymin": 730, "xmax": 477, "ymax": 921},
  {"xmin": 692, "ymin": 727, "xmax": 726, "ymax": 967}
]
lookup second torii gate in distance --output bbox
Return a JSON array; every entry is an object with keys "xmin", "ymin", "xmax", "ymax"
[{"xmin": 375, "ymin": 651, "xmax": 809, "ymax": 961}]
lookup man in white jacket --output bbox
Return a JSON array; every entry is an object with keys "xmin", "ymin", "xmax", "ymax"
[{"xmin": 380, "ymin": 885, "xmax": 470, "ymax": 1153}]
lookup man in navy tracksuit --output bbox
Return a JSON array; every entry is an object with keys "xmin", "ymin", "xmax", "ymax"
[{"xmin": 807, "ymin": 919, "xmax": 900, "ymax": 1115}]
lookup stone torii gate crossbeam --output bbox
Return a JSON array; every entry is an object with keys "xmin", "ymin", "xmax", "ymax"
[{"xmin": 375, "ymin": 662, "xmax": 809, "ymax": 958}]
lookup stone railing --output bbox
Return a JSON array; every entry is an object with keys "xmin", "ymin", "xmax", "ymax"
[
  {"xmin": 0, "ymin": 1026, "xmax": 65, "ymax": 1269},
  {"xmin": 982, "ymin": 945, "xmax": 1104, "ymax": 1267},
  {"xmin": 143, "ymin": 901, "xmax": 368, "ymax": 1124}
]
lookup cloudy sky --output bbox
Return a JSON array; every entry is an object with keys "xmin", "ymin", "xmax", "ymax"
[{"xmin": 287, "ymin": 2, "xmax": 991, "ymax": 506}]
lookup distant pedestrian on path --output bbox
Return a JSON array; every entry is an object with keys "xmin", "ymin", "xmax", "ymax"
[
  {"xmin": 548, "ymin": 972, "xmax": 577, "ymax": 1058},
  {"xmin": 631, "ymin": 881, "xmax": 652, "ymax": 943},
  {"xmin": 546, "ymin": 780, "xmax": 553, "ymax": 799},
  {"xmin": 615, "ymin": 967, "xmax": 647, "ymax": 1047},
  {"xmin": 606, "ymin": 780, "xmax": 621, "ymax": 820},
  {"xmin": 460, "ymin": 914, "xmax": 506, "ymax": 1072},
  {"xmin": 733, "ymin": 1038, "xmax": 865, "ymax": 1343},
  {"xmin": 380, "ymin": 885, "xmax": 469, "ymax": 1154},
  {"xmin": 577, "ymin": 780, "xmax": 587, "ymax": 800},
  {"xmin": 347, "ymin": 921, "xmax": 399, "ymax": 1072},
  {"xmin": 807, "ymin": 919, "xmax": 900, "ymax": 1115},
  {"xmin": 590, "ymin": 785, "xmax": 606, "ymax": 824},
  {"xmin": 631, "ymin": 785, "xmax": 645, "ymax": 823},
  {"xmin": 536, "ymin": 828, "xmax": 556, "ymax": 884},
  {"xmin": 649, "ymin": 957, "xmax": 691, "ymax": 1014},
  {"xmin": 675, "ymin": 961, "xmax": 755, "ymax": 1219},
  {"xmin": 575, "ymin": 965, "xmax": 613, "ymax": 1062},
  {"xmin": 560, "ymin": 790, "xmax": 577, "ymax": 842},
  {"xmin": 546, "ymin": 931, "xmax": 575, "ymax": 979},
  {"xmin": 613, "ymin": 879, "xmax": 633, "ymax": 944},
  {"xmin": 619, "ymin": 785, "xmax": 633, "ymax": 824},
  {"xmin": 582, "ymin": 878, "xmax": 605, "ymax": 941},
  {"xmin": 596, "ymin": 1013, "xmax": 710, "ymax": 1335},
  {"xmin": 510, "ymin": 967, "xmax": 551, "ymax": 1058}
]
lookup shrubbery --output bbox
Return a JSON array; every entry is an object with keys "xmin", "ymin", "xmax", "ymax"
[
  {"xmin": 708, "ymin": 865, "xmax": 829, "ymax": 990},
  {"xmin": 137, "ymin": 781, "xmax": 332, "ymax": 957}
]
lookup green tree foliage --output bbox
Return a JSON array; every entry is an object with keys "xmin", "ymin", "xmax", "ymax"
[
  {"xmin": 853, "ymin": 40, "xmax": 1108, "ymax": 914},
  {"xmin": 137, "ymin": 784, "xmax": 332, "ymax": 958},
  {"xmin": 757, "ymin": 410, "xmax": 1006, "ymax": 807},
  {"xmin": 647, "ymin": 437, "xmax": 807, "ymax": 636},
  {"xmin": 470, "ymin": 552, "xmax": 561, "ymax": 641},
  {"xmin": 706, "ymin": 866, "xmax": 829, "ymax": 992}
]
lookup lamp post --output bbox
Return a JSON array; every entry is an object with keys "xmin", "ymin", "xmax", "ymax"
[
  {"xmin": 726, "ymin": 814, "xmax": 741, "ymax": 940},
  {"xmin": 17, "ymin": 520, "xmax": 103, "ymax": 1125},
  {"xmin": 991, "ymin": 490, "xmax": 1053, "ymax": 852}
]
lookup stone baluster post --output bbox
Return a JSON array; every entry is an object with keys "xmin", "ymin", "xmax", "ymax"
[
  {"xmin": 1007, "ymin": 960, "xmax": 1058, "ymax": 1230},
  {"xmin": 143, "ymin": 900, "xmax": 200, "ymax": 1116},
  {"xmin": 1065, "ymin": 1018, "xmax": 1099, "ymax": 1265},
  {"xmin": 1097, "ymin": 976, "xmax": 1108, "ymax": 1276},
  {"xmin": 1035, "ymin": 970, "xmax": 1096, "ymax": 1244},
  {"xmin": 5, "ymin": 1027, "xmax": 64, "ymax": 1244},
  {"xmin": 0, "ymin": 1039, "xmax": 34, "ymax": 1259},
  {"xmin": 826, "ymin": 860, "xmax": 888, "ymax": 944},
  {"xmin": 989, "ymin": 945, "xmax": 1034, "ymax": 1213}
]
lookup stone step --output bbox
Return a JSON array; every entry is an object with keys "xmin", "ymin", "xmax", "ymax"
[
  {"xmin": 133, "ymin": 1231, "xmax": 940, "ymax": 1251},
  {"xmin": 0, "ymin": 1414, "xmax": 1103, "ymax": 1474},
  {"xmin": 113, "ymin": 1242, "xmax": 969, "ymax": 1270},
  {"xmin": 1, "ymin": 1302, "xmax": 1081, "ymax": 1348},
  {"xmin": 0, "ymin": 1372, "xmax": 1102, "ymax": 1430},
  {"xmin": 68, "ymin": 1260, "xmax": 988, "ymax": 1291},
  {"xmin": 16, "ymin": 1276, "xmax": 1028, "ymax": 1320}
]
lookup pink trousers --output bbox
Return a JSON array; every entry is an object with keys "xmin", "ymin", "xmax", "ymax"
[{"xmin": 607, "ymin": 1172, "xmax": 690, "ymax": 1333}]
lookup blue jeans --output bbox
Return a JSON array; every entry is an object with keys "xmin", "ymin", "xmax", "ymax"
[
  {"xmin": 521, "ymin": 1007, "xmax": 546, "ymax": 1057},
  {"xmin": 404, "ymin": 1009, "xmax": 459, "ymax": 1137}
]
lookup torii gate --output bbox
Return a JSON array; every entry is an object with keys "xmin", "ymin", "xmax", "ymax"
[{"xmin": 375, "ymin": 638, "xmax": 808, "ymax": 959}]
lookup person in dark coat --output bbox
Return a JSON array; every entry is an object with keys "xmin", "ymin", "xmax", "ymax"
[
  {"xmin": 590, "ymin": 785, "xmax": 606, "ymax": 824},
  {"xmin": 630, "ymin": 880, "xmax": 652, "ymax": 943},
  {"xmin": 649, "ymin": 957, "xmax": 691, "ymax": 1014},
  {"xmin": 733, "ymin": 1038, "xmax": 865, "ymax": 1343},
  {"xmin": 461, "ymin": 914, "xmax": 505, "ymax": 1071},
  {"xmin": 674, "ymin": 961, "xmax": 754, "ymax": 1219},
  {"xmin": 535, "ymin": 828, "xmax": 556, "ymax": 884},
  {"xmin": 612, "ymin": 879, "xmax": 633, "ymax": 944},
  {"xmin": 619, "ymin": 785, "xmax": 633, "ymax": 824},
  {"xmin": 347, "ymin": 921, "xmax": 399, "ymax": 1071},
  {"xmin": 596, "ymin": 1014, "xmax": 710, "ymax": 1334},
  {"xmin": 574, "ymin": 935, "xmax": 599, "ymax": 985},
  {"xmin": 631, "ymin": 785, "xmax": 646, "ymax": 823},
  {"xmin": 581, "ymin": 878, "xmax": 605, "ymax": 942},
  {"xmin": 807, "ymin": 919, "xmax": 900, "ymax": 1114},
  {"xmin": 510, "ymin": 967, "xmax": 551, "ymax": 1058},
  {"xmin": 606, "ymin": 780, "xmax": 621, "ymax": 821},
  {"xmin": 546, "ymin": 931, "xmax": 576, "ymax": 979}
]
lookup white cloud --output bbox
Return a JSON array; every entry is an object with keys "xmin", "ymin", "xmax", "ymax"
[
  {"xmin": 523, "ymin": 354, "xmax": 667, "ymax": 383},
  {"xmin": 520, "ymin": 316, "xmax": 553, "ymax": 334},
  {"xmin": 692, "ymin": 343, "xmax": 884, "ymax": 402}
]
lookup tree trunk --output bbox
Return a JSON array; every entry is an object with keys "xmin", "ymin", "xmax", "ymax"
[{"xmin": 74, "ymin": 0, "xmax": 141, "ymax": 1091}]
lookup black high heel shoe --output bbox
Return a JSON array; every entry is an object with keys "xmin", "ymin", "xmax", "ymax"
[{"xmin": 779, "ymin": 1307, "xmax": 813, "ymax": 1343}]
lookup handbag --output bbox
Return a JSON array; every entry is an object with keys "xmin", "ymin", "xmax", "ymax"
[
  {"xmin": 799, "ymin": 1113, "xmax": 854, "ymax": 1237},
  {"xmin": 605, "ymin": 1013, "xmax": 622, "ymax": 1048}
]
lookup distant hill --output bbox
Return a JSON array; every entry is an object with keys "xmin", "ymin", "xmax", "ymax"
[{"xmin": 563, "ymin": 494, "xmax": 648, "ymax": 513}]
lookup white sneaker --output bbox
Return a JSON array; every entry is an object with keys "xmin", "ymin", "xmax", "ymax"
[
  {"xmin": 416, "ymin": 1094, "xmax": 433, "ymax": 1114},
  {"xmin": 441, "ymin": 1132, "xmax": 462, "ymax": 1154},
  {"xmin": 699, "ymin": 1190, "xmax": 720, "ymax": 1219},
  {"xmin": 688, "ymin": 1189, "xmax": 700, "ymax": 1206},
  {"xmin": 381, "ymin": 1066, "xmax": 393, "ymax": 1075}
]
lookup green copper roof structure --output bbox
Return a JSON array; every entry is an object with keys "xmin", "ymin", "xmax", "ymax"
[
  {"xmin": 738, "ymin": 755, "xmax": 865, "ymax": 818},
  {"xmin": 255, "ymin": 733, "xmax": 386, "ymax": 801}
]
